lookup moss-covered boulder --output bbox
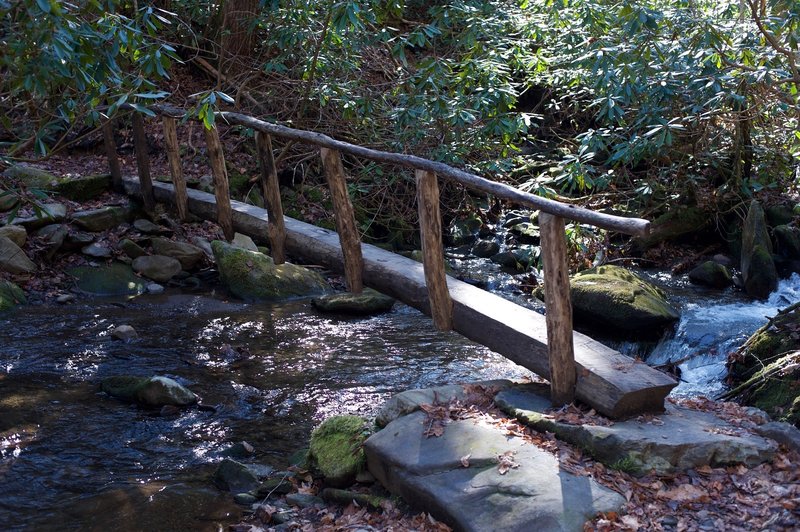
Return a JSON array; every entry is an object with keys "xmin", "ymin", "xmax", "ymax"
[
  {"xmin": 773, "ymin": 225, "xmax": 800, "ymax": 259},
  {"xmin": 0, "ymin": 189, "xmax": 19, "ymax": 212},
  {"xmin": 54, "ymin": 174, "xmax": 112, "ymax": 201},
  {"xmin": 67, "ymin": 262, "xmax": 146, "ymax": 296},
  {"xmin": 568, "ymin": 265, "xmax": 679, "ymax": 334},
  {"xmin": 728, "ymin": 304, "xmax": 800, "ymax": 427},
  {"xmin": 688, "ymin": 261, "xmax": 733, "ymax": 289},
  {"xmin": 101, "ymin": 375, "xmax": 197, "ymax": 407},
  {"xmin": 312, "ymin": 288, "xmax": 395, "ymax": 316},
  {"xmin": 447, "ymin": 215, "xmax": 482, "ymax": 246},
  {"xmin": 2, "ymin": 165, "xmax": 58, "ymax": 189},
  {"xmin": 632, "ymin": 206, "xmax": 710, "ymax": 251},
  {"xmin": 212, "ymin": 240, "xmax": 330, "ymax": 302},
  {"xmin": 741, "ymin": 200, "xmax": 778, "ymax": 299},
  {"xmin": 309, "ymin": 415, "xmax": 369, "ymax": 487},
  {"xmin": 0, "ymin": 281, "xmax": 26, "ymax": 311}
]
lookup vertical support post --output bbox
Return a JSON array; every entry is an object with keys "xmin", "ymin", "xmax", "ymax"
[
  {"xmin": 540, "ymin": 212, "xmax": 576, "ymax": 406},
  {"xmin": 415, "ymin": 170, "xmax": 453, "ymax": 331},
  {"xmin": 203, "ymin": 125, "xmax": 235, "ymax": 241},
  {"xmin": 131, "ymin": 113, "xmax": 155, "ymax": 212},
  {"xmin": 319, "ymin": 148, "xmax": 363, "ymax": 293},
  {"xmin": 101, "ymin": 118, "xmax": 122, "ymax": 192},
  {"xmin": 162, "ymin": 116, "xmax": 189, "ymax": 221},
  {"xmin": 255, "ymin": 132, "xmax": 287, "ymax": 265}
]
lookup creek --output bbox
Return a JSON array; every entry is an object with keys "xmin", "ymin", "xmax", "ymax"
[{"xmin": 2, "ymin": 270, "xmax": 797, "ymax": 530}]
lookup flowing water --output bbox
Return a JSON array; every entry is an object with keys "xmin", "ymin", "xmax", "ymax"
[{"xmin": 0, "ymin": 291, "xmax": 529, "ymax": 531}]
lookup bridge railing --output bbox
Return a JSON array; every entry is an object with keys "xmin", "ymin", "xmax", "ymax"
[{"xmin": 102, "ymin": 104, "xmax": 650, "ymax": 407}]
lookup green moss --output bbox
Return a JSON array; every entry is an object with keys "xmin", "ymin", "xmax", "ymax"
[
  {"xmin": 610, "ymin": 455, "xmax": 641, "ymax": 475},
  {"xmin": 633, "ymin": 206, "xmax": 709, "ymax": 251},
  {"xmin": 0, "ymin": 281, "xmax": 26, "ymax": 311},
  {"xmin": 54, "ymin": 174, "xmax": 111, "ymax": 201},
  {"xmin": 309, "ymin": 415, "xmax": 369, "ymax": 487}
]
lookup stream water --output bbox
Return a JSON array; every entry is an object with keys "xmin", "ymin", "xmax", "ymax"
[{"xmin": 2, "ymin": 270, "xmax": 799, "ymax": 530}]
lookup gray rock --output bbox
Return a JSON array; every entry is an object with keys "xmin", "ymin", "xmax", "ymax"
[
  {"xmin": 56, "ymin": 294, "xmax": 75, "ymax": 304},
  {"xmin": 510, "ymin": 222, "xmax": 540, "ymax": 244},
  {"xmin": 111, "ymin": 325, "xmax": 138, "ymax": 341},
  {"xmin": 54, "ymin": 174, "xmax": 111, "ymax": 201},
  {"xmin": 773, "ymin": 225, "xmax": 800, "ymax": 259},
  {"xmin": 0, "ymin": 225, "xmax": 26, "ymax": 247},
  {"xmin": 63, "ymin": 231, "xmax": 94, "ymax": 251},
  {"xmin": 232, "ymin": 232, "xmax": 258, "ymax": 252},
  {"xmin": 0, "ymin": 281, "xmax": 26, "ymax": 311},
  {"xmin": 0, "ymin": 190, "xmax": 19, "ymax": 212},
  {"xmin": 256, "ymin": 476, "xmax": 293, "ymax": 497},
  {"xmin": 190, "ymin": 236, "xmax": 214, "ymax": 260},
  {"xmin": 151, "ymin": 237, "xmax": 204, "ymax": 270},
  {"xmin": 688, "ymin": 261, "xmax": 733, "ymax": 289},
  {"xmin": 133, "ymin": 218, "xmax": 163, "ymax": 234},
  {"xmin": 10, "ymin": 203, "xmax": 67, "ymax": 229},
  {"xmin": 212, "ymin": 240, "xmax": 330, "ymax": 302},
  {"xmin": 741, "ymin": 201, "xmax": 778, "ymax": 299},
  {"xmin": 132, "ymin": 255, "xmax": 182, "ymax": 283},
  {"xmin": 0, "ymin": 235, "xmax": 36, "ymax": 274},
  {"xmin": 212, "ymin": 458, "xmax": 260, "ymax": 494},
  {"xmin": 712, "ymin": 253, "xmax": 733, "ymax": 267},
  {"xmin": 218, "ymin": 441, "xmax": 256, "ymax": 459},
  {"xmin": 233, "ymin": 493, "xmax": 258, "ymax": 505},
  {"xmin": 754, "ymin": 421, "xmax": 800, "ymax": 453},
  {"xmin": 101, "ymin": 375, "xmax": 197, "ymax": 407},
  {"xmin": 81, "ymin": 243, "xmax": 112, "ymax": 258},
  {"xmin": 495, "ymin": 384, "xmax": 777, "ymax": 475},
  {"xmin": 72, "ymin": 206, "xmax": 131, "ymax": 232},
  {"xmin": 146, "ymin": 283, "xmax": 165, "ymax": 294},
  {"xmin": 376, "ymin": 380, "xmax": 513, "ymax": 428},
  {"xmin": 472, "ymin": 239, "xmax": 500, "ymax": 258},
  {"xmin": 67, "ymin": 262, "xmax": 146, "ymax": 296},
  {"xmin": 448, "ymin": 216, "xmax": 482, "ymax": 246},
  {"xmin": 2, "ymin": 165, "xmax": 58, "ymax": 188},
  {"xmin": 766, "ymin": 204, "xmax": 795, "ymax": 227},
  {"xmin": 365, "ymin": 411, "xmax": 624, "ymax": 532},
  {"xmin": 312, "ymin": 288, "xmax": 395, "ymax": 315},
  {"xmin": 285, "ymin": 493, "xmax": 325, "ymax": 509},
  {"xmin": 119, "ymin": 238, "xmax": 147, "ymax": 259},
  {"xmin": 37, "ymin": 224, "xmax": 68, "ymax": 260}
]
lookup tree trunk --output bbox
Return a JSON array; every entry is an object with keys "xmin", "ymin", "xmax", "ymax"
[{"xmin": 219, "ymin": 0, "xmax": 259, "ymax": 74}]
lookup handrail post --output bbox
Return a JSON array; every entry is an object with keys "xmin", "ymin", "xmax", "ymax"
[
  {"xmin": 540, "ymin": 212, "xmax": 576, "ymax": 406},
  {"xmin": 320, "ymin": 148, "xmax": 364, "ymax": 293},
  {"xmin": 162, "ymin": 116, "xmax": 190, "ymax": 221},
  {"xmin": 203, "ymin": 125, "xmax": 235, "ymax": 241},
  {"xmin": 415, "ymin": 169, "xmax": 453, "ymax": 331},
  {"xmin": 101, "ymin": 118, "xmax": 122, "ymax": 192},
  {"xmin": 255, "ymin": 132, "xmax": 287, "ymax": 264},
  {"xmin": 131, "ymin": 113, "xmax": 155, "ymax": 212}
]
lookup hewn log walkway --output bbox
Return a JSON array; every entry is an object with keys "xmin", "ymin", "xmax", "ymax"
[{"xmin": 123, "ymin": 175, "xmax": 676, "ymax": 418}]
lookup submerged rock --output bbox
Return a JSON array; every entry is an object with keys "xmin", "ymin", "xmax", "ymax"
[
  {"xmin": 0, "ymin": 281, "xmax": 26, "ymax": 311},
  {"xmin": 568, "ymin": 265, "xmax": 679, "ymax": 334},
  {"xmin": 741, "ymin": 200, "xmax": 778, "ymax": 299},
  {"xmin": 312, "ymin": 288, "xmax": 395, "ymax": 315},
  {"xmin": 132, "ymin": 255, "xmax": 182, "ymax": 283},
  {"xmin": 101, "ymin": 375, "xmax": 197, "ymax": 407},
  {"xmin": 309, "ymin": 415, "xmax": 369, "ymax": 487},
  {"xmin": 111, "ymin": 325, "xmax": 138, "ymax": 341},
  {"xmin": 68, "ymin": 262, "xmax": 146, "ymax": 296},
  {"xmin": 688, "ymin": 261, "xmax": 733, "ymax": 289},
  {"xmin": 212, "ymin": 240, "xmax": 330, "ymax": 302},
  {"xmin": 0, "ymin": 235, "xmax": 36, "ymax": 274}
]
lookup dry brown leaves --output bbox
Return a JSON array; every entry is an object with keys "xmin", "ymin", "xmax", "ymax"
[{"xmin": 548, "ymin": 403, "xmax": 615, "ymax": 427}]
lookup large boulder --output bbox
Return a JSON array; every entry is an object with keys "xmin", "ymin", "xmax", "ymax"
[
  {"xmin": 2, "ymin": 165, "xmax": 58, "ymax": 189},
  {"xmin": 72, "ymin": 206, "xmax": 132, "ymax": 232},
  {"xmin": 212, "ymin": 458, "xmax": 260, "ymax": 494},
  {"xmin": 567, "ymin": 265, "xmax": 679, "ymax": 334},
  {"xmin": 0, "ymin": 235, "xmax": 36, "ymax": 274},
  {"xmin": 67, "ymin": 262, "xmax": 146, "ymax": 296},
  {"xmin": 101, "ymin": 375, "xmax": 197, "ymax": 407},
  {"xmin": 132, "ymin": 255, "xmax": 182, "ymax": 283},
  {"xmin": 151, "ymin": 237, "xmax": 205, "ymax": 270},
  {"xmin": 312, "ymin": 288, "xmax": 395, "ymax": 316},
  {"xmin": 54, "ymin": 174, "xmax": 112, "ymax": 201},
  {"xmin": 212, "ymin": 240, "xmax": 330, "ymax": 302},
  {"xmin": 0, "ymin": 281, "xmax": 26, "ymax": 311},
  {"xmin": 773, "ymin": 225, "xmax": 800, "ymax": 259},
  {"xmin": 688, "ymin": 261, "xmax": 733, "ymax": 289},
  {"xmin": 741, "ymin": 200, "xmax": 778, "ymax": 299},
  {"xmin": 309, "ymin": 415, "xmax": 369, "ymax": 487}
]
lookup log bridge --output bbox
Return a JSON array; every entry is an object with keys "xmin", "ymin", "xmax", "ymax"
[{"xmin": 105, "ymin": 104, "xmax": 676, "ymax": 418}]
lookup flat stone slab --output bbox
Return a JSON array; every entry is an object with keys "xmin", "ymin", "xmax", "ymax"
[
  {"xmin": 496, "ymin": 384, "xmax": 778, "ymax": 475},
  {"xmin": 365, "ymin": 411, "xmax": 624, "ymax": 532}
]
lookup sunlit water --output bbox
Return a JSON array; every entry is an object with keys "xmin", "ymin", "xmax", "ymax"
[{"xmin": 0, "ymin": 292, "xmax": 529, "ymax": 530}]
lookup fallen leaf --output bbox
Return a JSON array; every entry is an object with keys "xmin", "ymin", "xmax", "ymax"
[
  {"xmin": 460, "ymin": 454, "xmax": 471, "ymax": 468},
  {"xmin": 659, "ymin": 484, "xmax": 709, "ymax": 503},
  {"xmin": 498, "ymin": 450, "xmax": 519, "ymax": 475}
]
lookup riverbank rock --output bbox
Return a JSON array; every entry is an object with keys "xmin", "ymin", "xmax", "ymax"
[
  {"xmin": 212, "ymin": 240, "xmax": 330, "ymax": 302},
  {"xmin": 495, "ymin": 383, "xmax": 776, "ymax": 475},
  {"xmin": 212, "ymin": 459, "xmax": 260, "ymax": 494},
  {"xmin": 67, "ymin": 262, "xmax": 146, "ymax": 296},
  {"xmin": 0, "ymin": 235, "xmax": 36, "ymax": 274},
  {"xmin": 311, "ymin": 288, "xmax": 395, "ymax": 315},
  {"xmin": 133, "ymin": 218, "xmax": 163, "ymax": 234},
  {"xmin": 101, "ymin": 375, "xmax": 197, "ymax": 407},
  {"xmin": 72, "ymin": 206, "xmax": 131, "ymax": 232},
  {"xmin": 232, "ymin": 232, "xmax": 258, "ymax": 251},
  {"xmin": 82, "ymin": 243, "xmax": 112, "ymax": 259},
  {"xmin": 633, "ymin": 206, "xmax": 710, "ymax": 250},
  {"xmin": 0, "ymin": 225, "xmax": 27, "ymax": 247},
  {"xmin": 309, "ymin": 416, "xmax": 369, "ymax": 487},
  {"xmin": 0, "ymin": 190, "xmax": 19, "ymax": 212},
  {"xmin": 119, "ymin": 239, "xmax": 147, "ymax": 259},
  {"xmin": 2, "ymin": 165, "xmax": 58, "ymax": 189},
  {"xmin": 151, "ymin": 237, "xmax": 204, "ymax": 270},
  {"xmin": 132, "ymin": 255, "xmax": 182, "ymax": 283},
  {"xmin": 10, "ymin": 203, "xmax": 66, "ymax": 229},
  {"xmin": 365, "ymin": 410, "xmax": 624, "ymax": 531},
  {"xmin": 54, "ymin": 174, "xmax": 111, "ymax": 201},
  {"xmin": 0, "ymin": 281, "xmax": 26, "ymax": 311},
  {"xmin": 688, "ymin": 261, "xmax": 733, "ymax": 289},
  {"xmin": 741, "ymin": 200, "xmax": 778, "ymax": 299},
  {"xmin": 567, "ymin": 265, "xmax": 679, "ymax": 334},
  {"xmin": 773, "ymin": 225, "xmax": 800, "ymax": 259}
]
